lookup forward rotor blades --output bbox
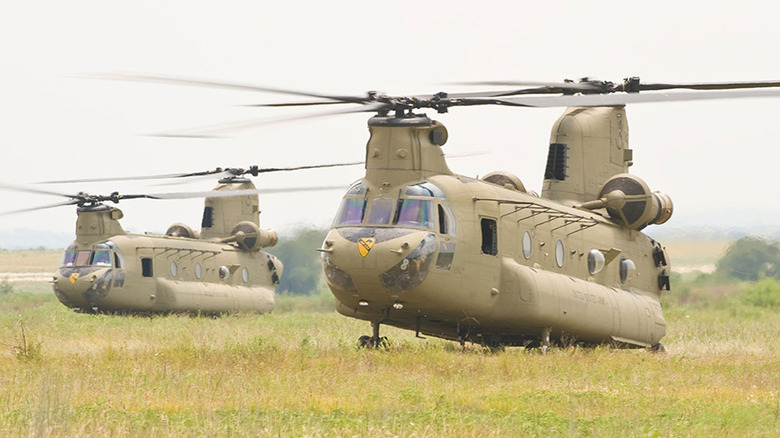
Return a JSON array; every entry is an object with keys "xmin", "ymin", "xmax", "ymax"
[
  {"xmin": 79, "ymin": 72, "xmax": 372, "ymax": 104},
  {"xmin": 81, "ymin": 72, "xmax": 780, "ymax": 138},
  {"xmin": 157, "ymin": 102, "xmax": 390, "ymax": 138}
]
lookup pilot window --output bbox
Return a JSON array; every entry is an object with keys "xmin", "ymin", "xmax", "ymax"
[
  {"xmin": 481, "ymin": 218, "xmax": 497, "ymax": 256},
  {"xmin": 141, "ymin": 258, "xmax": 153, "ymax": 277},
  {"xmin": 91, "ymin": 250, "xmax": 112, "ymax": 267},
  {"xmin": 366, "ymin": 198, "xmax": 394, "ymax": 225},
  {"xmin": 335, "ymin": 198, "xmax": 366, "ymax": 225},
  {"xmin": 394, "ymin": 199, "xmax": 434, "ymax": 229},
  {"xmin": 75, "ymin": 250, "xmax": 91, "ymax": 266},
  {"xmin": 61, "ymin": 246, "xmax": 77, "ymax": 267}
]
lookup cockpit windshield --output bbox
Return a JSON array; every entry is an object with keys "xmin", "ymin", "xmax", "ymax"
[
  {"xmin": 333, "ymin": 180, "xmax": 452, "ymax": 232},
  {"xmin": 61, "ymin": 242, "xmax": 122, "ymax": 268}
]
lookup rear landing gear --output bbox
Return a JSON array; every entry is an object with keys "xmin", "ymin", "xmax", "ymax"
[
  {"xmin": 358, "ymin": 321, "xmax": 388, "ymax": 349},
  {"xmin": 649, "ymin": 343, "xmax": 666, "ymax": 353}
]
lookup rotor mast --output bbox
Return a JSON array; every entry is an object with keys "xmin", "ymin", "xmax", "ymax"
[{"xmin": 364, "ymin": 115, "xmax": 453, "ymax": 188}]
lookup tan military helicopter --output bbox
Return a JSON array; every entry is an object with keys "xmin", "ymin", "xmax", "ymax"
[
  {"xmin": 82, "ymin": 74, "xmax": 780, "ymax": 349},
  {"xmin": 1, "ymin": 164, "xmax": 350, "ymax": 314}
]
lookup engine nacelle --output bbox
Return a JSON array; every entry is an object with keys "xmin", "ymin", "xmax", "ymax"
[
  {"xmin": 585, "ymin": 174, "xmax": 673, "ymax": 230},
  {"xmin": 165, "ymin": 223, "xmax": 199, "ymax": 239},
  {"xmin": 481, "ymin": 171, "xmax": 527, "ymax": 192},
  {"xmin": 231, "ymin": 221, "xmax": 278, "ymax": 251}
]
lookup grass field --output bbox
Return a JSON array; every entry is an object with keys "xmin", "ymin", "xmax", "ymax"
[{"xmin": 1, "ymin": 247, "xmax": 779, "ymax": 437}]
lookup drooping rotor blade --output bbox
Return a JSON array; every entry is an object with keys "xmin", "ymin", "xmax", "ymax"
[
  {"xmin": 77, "ymin": 72, "xmax": 372, "ymax": 104},
  {"xmin": 0, "ymin": 182, "xmax": 76, "ymax": 199},
  {"xmin": 495, "ymin": 87, "xmax": 780, "ymax": 108},
  {"xmin": 155, "ymin": 101, "xmax": 390, "ymax": 138},
  {"xmin": 0, "ymin": 200, "xmax": 80, "ymax": 217}
]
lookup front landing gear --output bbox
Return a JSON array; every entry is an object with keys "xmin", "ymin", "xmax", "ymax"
[{"xmin": 358, "ymin": 321, "xmax": 388, "ymax": 349}]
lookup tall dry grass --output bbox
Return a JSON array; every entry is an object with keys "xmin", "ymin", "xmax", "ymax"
[{"xmin": 1, "ymin": 284, "xmax": 779, "ymax": 437}]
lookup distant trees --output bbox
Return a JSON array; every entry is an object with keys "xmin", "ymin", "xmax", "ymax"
[
  {"xmin": 716, "ymin": 237, "xmax": 780, "ymax": 281},
  {"xmin": 270, "ymin": 227, "xmax": 328, "ymax": 295}
]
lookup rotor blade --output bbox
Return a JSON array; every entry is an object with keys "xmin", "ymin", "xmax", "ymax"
[
  {"xmin": 495, "ymin": 88, "xmax": 780, "ymax": 108},
  {"xmin": 251, "ymin": 161, "xmax": 364, "ymax": 174},
  {"xmin": 0, "ymin": 182, "xmax": 77, "ymax": 199},
  {"xmin": 246, "ymin": 100, "xmax": 357, "ymax": 108},
  {"xmin": 638, "ymin": 80, "xmax": 780, "ymax": 91},
  {"xmin": 147, "ymin": 185, "xmax": 348, "ymax": 200},
  {"xmin": 154, "ymin": 102, "xmax": 390, "ymax": 138},
  {"xmin": 450, "ymin": 80, "xmax": 603, "ymax": 95},
  {"xmin": 0, "ymin": 200, "xmax": 80, "ymax": 217},
  {"xmin": 35, "ymin": 169, "xmax": 232, "ymax": 185},
  {"xmin": 77, "ymin": 72, "xmax": 372, "ymax": 104}
]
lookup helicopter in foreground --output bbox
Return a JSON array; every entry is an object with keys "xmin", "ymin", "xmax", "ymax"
[
  {"xmin": 3, "ymin": 164, "xmax": 350, "ymax": 314},
  {"xmin": 84, "ymin": 74, "xmax": 780, "ymax": 348}
]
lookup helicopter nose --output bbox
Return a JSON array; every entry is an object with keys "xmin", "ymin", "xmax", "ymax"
[
  {"xmin": 53, "ymin": 267, "xmax": 112, "ymax": 308},
  {"xmin": 323, "ymin": 228, "xmax": 437, "ymax": 296}
]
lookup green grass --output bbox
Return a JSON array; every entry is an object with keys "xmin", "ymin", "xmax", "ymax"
[{"xmin": 1, "ymin": 287, "xmax": 779, "ymax": 437}]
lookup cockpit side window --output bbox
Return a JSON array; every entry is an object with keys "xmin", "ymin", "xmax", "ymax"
[
  {"xmin": 394, "ymin": 199, "xmax": 434, "ymax": 229},
  {"xmin": 61, "ymin": 246, "xmax": 77, "ymax": 267},
  {"xmin": 438, "ymin": 204, "xmax": 457, "ymax": 235},
  {"xmin": 90, "ymin": 250, "xmax": 112, "ymax": 267},
  {"xmin": 334, "ymin": 197, "xmax": 367, "ymax": 226}
]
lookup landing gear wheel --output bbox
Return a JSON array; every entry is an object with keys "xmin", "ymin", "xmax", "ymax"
[
  {"xmin": 358, "ymin": 321, "xmax": 388, "ymax": 349},
  {"xmin": 357, "ymin": 335, "xmax": 388, "ymax": 349},
  {"xmin": 649, "ymin": 343, "xmax": 666, "ymax": 353}
]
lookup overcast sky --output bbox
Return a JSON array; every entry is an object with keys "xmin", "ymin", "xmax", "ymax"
[{"xmin": 2, "ymin": 1, "xmax": 780, "ymax": 246}]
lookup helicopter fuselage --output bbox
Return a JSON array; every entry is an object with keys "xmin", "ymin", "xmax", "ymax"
[
  {"xmin": 323, "ymin": 174, "xmax": 668, "ymax": 347},
  {"xmin": 51, "ymin": 180, "xmax": 283, "ymax": 314},
  {"xmin": 53, "ymin": 233, "xmax": 281, "ymax": 314},
  {"xmin": 322, "ymin": 111, "xmax": 670, "ymax": 348}
]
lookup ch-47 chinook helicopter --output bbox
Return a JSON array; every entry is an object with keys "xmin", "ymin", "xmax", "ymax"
[
  {"xmin": 1, "ymin": 164, "xmax": 351, "ymax": 314},
  {"xmin": 84, "ymin": 73, "xmax": 780, "ymax": 349}
]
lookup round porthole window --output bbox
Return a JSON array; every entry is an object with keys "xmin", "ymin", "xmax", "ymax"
[
  {"xmin": 588, "ymin": 249, "xmax": 606, "ymax": 275},
  {"xmin": 170, "ymin": 261, "xmax": 178, "ymax": 277},
  {"xmin": 242, "ymin": 267, "xmax": 249, "ymax": 283},
  {"xmin": 555, "ymin": 240, "xmax": 565, "ymax": 267},
  {"xmin": 195, "ymin": 263, "xmax": 202, "ymax": 279},
  {"xmin": 219, "ymin": 266, "xmax": 230, "ymax": 280},
  {"xmin": 620, "ymin": 258, "xmax": 636, "ymax": 283},
  {"xmin": 522, "ymin": 231, "xmax": 532, "ymax": 259}
]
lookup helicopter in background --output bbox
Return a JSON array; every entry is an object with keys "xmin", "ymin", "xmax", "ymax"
[
  {"xmin": 2, "ymin": 163, "xmax": 353, "ymax": 314},
  {"xmin": 80, "ymin": 74, "xmax": 780, "ymax": 348}
]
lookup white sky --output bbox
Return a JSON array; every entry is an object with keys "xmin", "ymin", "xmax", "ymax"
[{"xmin": 2, "ymin": 1, "xmax": 780, "ymax": 244}]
